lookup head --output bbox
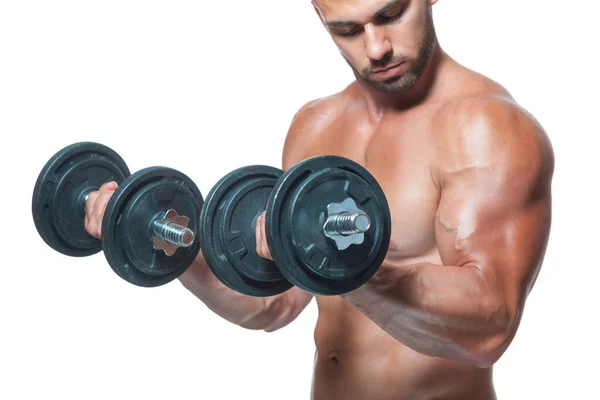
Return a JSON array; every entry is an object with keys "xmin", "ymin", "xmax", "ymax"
[{"xmin": 313, "ymin": 0, "xmax": 438, "ymax": 95}]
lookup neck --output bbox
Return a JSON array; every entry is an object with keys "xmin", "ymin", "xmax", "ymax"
[{"xmin": 355, "ymin": 40, "xmax": 447, "ymax": 119}]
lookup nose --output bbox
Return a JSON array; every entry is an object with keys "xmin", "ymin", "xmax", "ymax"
[{"xmin": 364, "ymin": 24, "xmax": 392, "ymax": 62}]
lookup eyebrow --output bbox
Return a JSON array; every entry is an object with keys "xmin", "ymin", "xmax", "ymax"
[{"xmin": 325, "ymin": 0, "xmax": 405, "ymax": 28}]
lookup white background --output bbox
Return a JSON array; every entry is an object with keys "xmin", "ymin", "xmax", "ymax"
[{"xmin": 1, "ymin": 0, "xmax": 598, "ymax": 399}]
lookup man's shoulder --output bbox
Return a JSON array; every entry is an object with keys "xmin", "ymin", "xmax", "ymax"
[
  {"xmin": 290, "ymin": 91, "xmax": 349, "ymax": 129},
  {"xmin": 433, "ymin": 90, "xmax": 550, "ymax": 152},
  {"xmin": 431, "ymin": 91, "xmax": 554, "ymax": 188},
  {"xmin": 281, "ymin": 90, "xmax": 349, "ymax": 168}
]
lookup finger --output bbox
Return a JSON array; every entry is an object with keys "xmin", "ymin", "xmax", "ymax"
[
  {"xmin": 99, "ymin": 181, "xmax": 119, "ymax": 192},
  {"xmin": 84, "ymin": 191, "xmax": 99, "ymax": 225},
  {"xmin": 85, "ymin": 190, "xmax": 99, "ymax": 211},
  {"xmin": 255, "ymin": 213, "xmax": 263, "ymax": 256},
  {"xmin": 83, "ymin": 191, "xmax": 111, "ymax": 238},
  {"xmin": 259, "ymin": 212, "xmax": 272, "ymax": 260},
  {"xmin": 92, "ymin": 192, "xmax": 113, "ymax": 234}
]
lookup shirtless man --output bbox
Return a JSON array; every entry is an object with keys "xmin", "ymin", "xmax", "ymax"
[{"xmin": 85, "ymin": 0, "xmax": 554, "ymax": 398}]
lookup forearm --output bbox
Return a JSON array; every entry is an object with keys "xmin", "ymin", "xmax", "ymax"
[
  {"xmin": 178, "ymin": 253, "xmax": 297, "ymax": 332},
  {"xmin": 341, "ymin": 262, "xmax": 515, "ymax": 367}
]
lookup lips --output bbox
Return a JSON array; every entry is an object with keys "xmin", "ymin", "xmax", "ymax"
[
  {"xmin": 372, "ymin": 62, "xmax": 402, "ymax": 73},
  {"xmin": 370, "ymin": 62, "xmax": 405, "ymax": 80}
]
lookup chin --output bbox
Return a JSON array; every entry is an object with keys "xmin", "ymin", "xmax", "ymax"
[{"xmin": 363, "ymin": 77, "xmax": 409, "ymax": 94}]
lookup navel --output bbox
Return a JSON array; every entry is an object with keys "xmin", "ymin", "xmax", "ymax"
[{"xmin": 327, "ymin": 351, "xmax": 341, "ymax": 366}]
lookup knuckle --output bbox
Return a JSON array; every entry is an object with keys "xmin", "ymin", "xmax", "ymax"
[{"xmin": 87, "ymin": 191, "xmax": 99, "ymax": 203}]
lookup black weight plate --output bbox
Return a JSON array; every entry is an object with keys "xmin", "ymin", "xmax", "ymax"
[
  {"xmin": 32, "ymin": 142, "xmax": 130, "ymax": 257},
  {"xmin": 199, "ymin": 165, "xmax": 293, "ymax": 297},
  {"xmin": 102, "ymin": 166, "xmax": 203, "ymax": 287},
  {"xmin": 265, "ymin": 156, "xmax": 391, "ymax": 296}
]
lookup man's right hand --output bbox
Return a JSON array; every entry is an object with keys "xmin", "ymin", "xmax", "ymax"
[{"xmin": 84, "ymin": 181, "xmax": 118, "ymax": 239}]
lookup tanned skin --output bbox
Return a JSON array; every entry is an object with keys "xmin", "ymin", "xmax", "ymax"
[{"xmin": 84, "ymin": 0, "xmax": 554, "ymax": 398}]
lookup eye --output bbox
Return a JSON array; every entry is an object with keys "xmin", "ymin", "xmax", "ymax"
[
  {"xmin": 377, "ymin": 7, "xmax": 405, "ymax": 24},
  {"xmin": 336, "ymin": 26, "xmax": 363, "ymax": 38}
]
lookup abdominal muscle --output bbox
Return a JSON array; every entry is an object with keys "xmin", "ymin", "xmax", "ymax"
[{"xmin": 309, "ymin": 296, "xmax": 497, "ymax": 400}]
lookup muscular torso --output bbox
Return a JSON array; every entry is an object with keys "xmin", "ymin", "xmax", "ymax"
[{"xmin": 292, "ymin": 66, "xmax": 511, "ymax": 399}]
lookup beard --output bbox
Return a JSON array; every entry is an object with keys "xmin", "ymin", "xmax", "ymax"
[{"xmin": 342, "ymin": 9, "xmax": 437, "ymax": 95}]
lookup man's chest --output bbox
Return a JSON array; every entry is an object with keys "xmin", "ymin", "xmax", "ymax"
[{"xmin": 302, "ymin": 115, "xmax": 442, "ymax": 261}]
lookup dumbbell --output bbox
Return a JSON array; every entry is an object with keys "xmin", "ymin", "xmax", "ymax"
[
  {"xmin": 32, "ymin": 142, "xmax": 203, "ymax": 287},
  {"xmin": 199, "ymin": 156, "xmax": 391, "ymax": 297}
]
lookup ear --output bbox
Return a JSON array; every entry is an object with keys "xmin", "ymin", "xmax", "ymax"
[{"xmin": 428, "ymin": 0, "xmax": 439, "ymax": 5}]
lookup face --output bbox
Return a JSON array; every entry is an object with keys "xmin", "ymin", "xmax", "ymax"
[{"xmin": 313, "ymin": 0, "xmax": 437, "ymax": 94}]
